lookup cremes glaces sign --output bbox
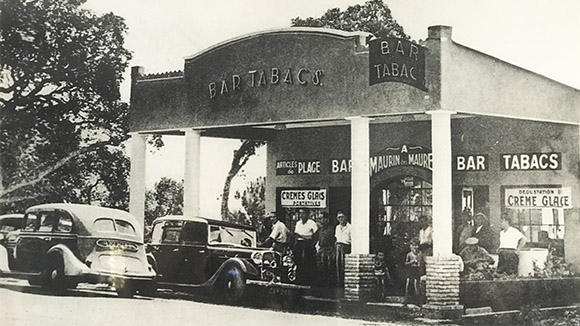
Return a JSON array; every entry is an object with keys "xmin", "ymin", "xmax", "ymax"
[
  {"xmin": 208, "ymin": 67, "xmax": 324, "ymax": 99},
  {"xmin": 281, "ymin": 189, "xmax": 327, "ymax": 208}
]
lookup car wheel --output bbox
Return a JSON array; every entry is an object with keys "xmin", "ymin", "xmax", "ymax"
[
  {"xmin": 138, "ymin": 281, "xmax": 157, "ymax": 297},
  {"xmin": 43, "ymin": 255, "xmax": 67, "ymax": 291},
  {"xmin": 217, "ymin": 265, "xmax": 246, "ymax": 304},
  {"xmin": 113, "ymin": 278, "xmax": 136, "ymax": 298}
]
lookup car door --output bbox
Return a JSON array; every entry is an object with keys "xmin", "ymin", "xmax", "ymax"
[
  {"xmin": 14, "ymin": 210, "xmax": 77, "ymax": 272},
  {"xmin": 148, "ymin": 220, "xmax": 183, "ymax": 283},
  {"xmin": 14, "ymin": 211, "xmax": 54, "ymax": 272},
  {"xmin": 175, "ymin": 221, "xmax": 210, "ymax": 284}
]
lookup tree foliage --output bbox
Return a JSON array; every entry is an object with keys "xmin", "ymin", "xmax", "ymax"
[
  {"xmin": 291, "ymin": 0, "xmax": 408, "ymax": 39},
  {"xmin": 226, "ymin": 176, "xmax": 265, "ymax": 227},
  {"xmin": 0, "ymin": 0, "xmax": 132, "ymax": 212},
  {"xmin": 144, "ymin": 177, "xmax": 183, "ymax": 239}
]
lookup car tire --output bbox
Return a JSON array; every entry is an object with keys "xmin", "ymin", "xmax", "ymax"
[
  {"xmin": 217, "ymin": 265, "xmax": 246, "ymax": 305},
  {"xmin": 113, "ymin": 278, "xmax": 136, "ymax": 298},
  {"xmin": 138, "ymin": 281, "xmax": 157, "ymax": 297},
  {"xmin": 42, "ymin": 255, "xmax": 67, "ymax": 291}
]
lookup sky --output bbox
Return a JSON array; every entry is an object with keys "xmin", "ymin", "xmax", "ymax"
[{"xmin": 84, "ymin": 0, "xmax": 580, "ymax": 218}]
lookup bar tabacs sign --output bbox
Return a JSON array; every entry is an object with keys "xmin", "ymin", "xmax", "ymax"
[
  {"xmin": 281, "ymin": 189, "xmax": 327, "ymax": 208},
  {"xmin": 505, "ymin": 187, "xmax": 572, "ymax": 209},
  {"xmin": 369, "ymin": 38, "xmax": 426, "ymax": 91}
]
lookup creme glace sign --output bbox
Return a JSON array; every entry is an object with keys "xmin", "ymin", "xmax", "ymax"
[{"xmin": 207, "ymin": 67, "xmax": 324, "ymax": 99}]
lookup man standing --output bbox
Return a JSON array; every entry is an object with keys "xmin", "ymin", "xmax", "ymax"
[
  {"xmin": 335, "ymin": 211, "xmax": 351, "ymax": 286},
  {"xmin": 261, "ymin": 212, "xmax": 290, "ymax": 253},
  {"xmin": 294, "ymin": 208, "xmax": 318, "ymax": 284},
  {"xmin": 497, "ymin": 213, "xmax": 526, "ymax": 275}
]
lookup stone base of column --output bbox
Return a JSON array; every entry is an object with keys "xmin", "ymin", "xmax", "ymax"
[
  {"xmin": 343, "ymin": 254, "xmax": 376, "ymax": 302},
  {"xmin": 423, "ymin": 255, "xmax": 464, "ymax": 320}
]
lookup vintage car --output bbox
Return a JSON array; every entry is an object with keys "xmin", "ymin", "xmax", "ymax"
[
  {"xmin": 147, "ymin": 215, "xmax": 308, "ymax": 304},
  {"xmin": 0, "ymin": 214, "xmax": 24, "ymax": 239},
  {"xmin": 0, "ymin": 204, "xmax": 156, "ymax": 297}
]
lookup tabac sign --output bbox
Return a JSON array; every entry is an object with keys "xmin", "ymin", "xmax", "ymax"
[{"xmin": 369, "ymin": 38, "xmax": 427, "ymax": 91}]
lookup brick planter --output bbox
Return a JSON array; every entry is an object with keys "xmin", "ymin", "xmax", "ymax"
[
  {"xmin": 423, "ymin": 255, "xmax": 464, "ymax": 320},
  {"xmin": 460, "ymin": 277, "xmax": 580, "ymax": 311}
]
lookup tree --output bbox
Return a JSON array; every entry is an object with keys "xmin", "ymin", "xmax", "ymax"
[
  {"xmin": 229, "ymin": 176, "xmax": 266, "ymax": 226},
  {"xmin": 0, "ymin": 0, "xmax": 132, "ymax": 213},
  {"xmin": 291, "ymin": 0, "xmax": 408, "ymax": 39},
  {"xmin": 221, "ymin": 140, "xmax": 265, "ymax": 220},
  {"xmin": 144, "ymin": 177, "xmax": 183, "ymax": 240}
]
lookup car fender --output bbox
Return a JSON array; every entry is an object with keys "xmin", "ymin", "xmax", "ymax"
[
  {"xmin": 0, "ymin": 244, "xmax": 10, "ymax": 273},
  {"xmin": 146, "ymin": 253, "xmax": 158, "ymax": 272},
  {"xmin": 47, "ymin": 244, "xmax": 89, "ymax": 276},
  {"xmin": 204, "ymin": 258, "xmax": 259, "ymax": 286}
]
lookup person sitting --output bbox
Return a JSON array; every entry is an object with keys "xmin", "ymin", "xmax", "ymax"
[
  {"xmin": 459, "ymin": 237, "xmax": 495, "ymax": 276},
  {"xmin": 473, "ymin": 212, "xmax": 494, "ymax": 253}
]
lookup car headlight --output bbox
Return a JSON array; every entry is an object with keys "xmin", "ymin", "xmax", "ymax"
[
  {"xmin": 251, "ymin": 251, "xmax": 263, "ymax": 265},
  {"xmin": 282, "ymin": 255, "xmax": 294, "ymax": 267}
]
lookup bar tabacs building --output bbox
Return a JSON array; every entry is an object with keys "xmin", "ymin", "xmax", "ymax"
[{"xmin": 129, "ymin": 26, "xmax": 580, "ymax": 315}]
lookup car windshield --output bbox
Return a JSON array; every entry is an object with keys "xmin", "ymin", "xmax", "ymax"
[{"xmin": 208, "ymin": 224, "xmax": 256, "ymax": 247}]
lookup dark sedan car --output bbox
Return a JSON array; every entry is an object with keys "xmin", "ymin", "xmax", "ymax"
[
  {"xmin": 0, "ymin": 204, "xmax": 156, "ymax": 297},
  {"xmin": 147, "ymin": 216, "xmax": 308, "ymax": 304}
]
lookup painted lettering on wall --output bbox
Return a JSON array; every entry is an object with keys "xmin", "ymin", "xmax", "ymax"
[
  {"xmin": 276, "ymin": 160, "xmax": 321, "ymax": 175},
  {"xmin": 455, "ymin": 154, "xmax": 488, "ymax": 171},
  {"xmin": 500, "ymin": 152, "xmax": 561, "ymax": 171},
  {"xmin": 208, "ymin": 67, "xmax": 324, "ymax": 99},
  {"xmin": 281, "ymin": 189, "xmax": 327, "ymax": 208},
  {"xmin": 331, "ymin": 144, "xmax": 432, "ymax": 176},
  {"xmin": 369, "ymin": 38, "xmax": 427, "ymax": 91},
  {"xmin": 505, "ymin": 187, "xmax": 572, "ymax": 209}
]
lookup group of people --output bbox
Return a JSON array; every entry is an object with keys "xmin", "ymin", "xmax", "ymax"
[
  {"xmin": 456, "ymin": 211, "xmax": 527, "ymax": 277},
  {"xmin": 259, "ymin": 209, "xmax": 352, "ymax": 286}
]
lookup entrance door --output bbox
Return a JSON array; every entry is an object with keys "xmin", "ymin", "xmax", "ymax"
[{"xmin": 371, "ymin": 176, "xmax": 432, "ymax": 295}]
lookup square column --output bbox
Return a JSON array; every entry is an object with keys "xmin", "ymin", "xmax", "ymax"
[
  {"xmin": 343, "ymin": 117, "xmax": 376, "ymax": 302},
  {"xmin": 424, "ymin": 110, "xmax": 463, "ymax": 320},
  {"xmin": 428, "ymin": 110, "xmax": 454, "ymax": 256},
  {"xmin": 349, "ymin": 116, "xmax": 371, "ymax": 254},
  {"xmin": 129, "ymin": 133, "xmax": 147, "ymax": 238},
  {"xmin": 183, "ymin": 130, "xmax": 201, "ymax": 216}
]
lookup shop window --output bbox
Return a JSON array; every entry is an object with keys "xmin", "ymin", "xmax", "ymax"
[
  {"xmin": 504, "ymin": 208, "xmax": 565, "ymax": 242},
  {"xmin": 502, "ymin": 185, "xmax": 566, "ymax": 256},
  {"xmin": 378, "ymin": 176, "xmax": 432, "ymax": 236}
]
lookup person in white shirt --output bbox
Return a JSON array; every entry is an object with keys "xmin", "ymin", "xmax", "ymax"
[
  {"xmin": 335, "ymin": 211, "xmax": 351, "ymax": 286},
  {"xmin": 294, "ymin": 208, "xmax": 318, "ymax": 284},
  {"xmin": 497, "ymin": 213, "xmax": 526, "ymax": 275},
  {"xmin": 261, "ymin": 212, "xmax": 290, "ymax": 253}
]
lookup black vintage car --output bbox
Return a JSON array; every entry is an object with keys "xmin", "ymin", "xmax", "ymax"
[
  {"xmin": 0, "ymin": 204, "xmax": 156, "ymax": 297},
  {"xmin": 147, "ymin": 215, "xmax": 308, "ymax": 304}
]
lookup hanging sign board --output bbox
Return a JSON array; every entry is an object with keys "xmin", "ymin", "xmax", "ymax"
[
  {"xmin": 280, "ymin": 189, "xmax": 327, "ymax": 208},
  {"xmin": 505, "ymin": 187, "xmax": 572, "ymax": 209},
  {"xmin": 369, "ymin": 38, "xmax": 427, "ymax": 91}
]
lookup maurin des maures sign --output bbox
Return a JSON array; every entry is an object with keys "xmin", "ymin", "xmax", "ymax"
[{"xmin": 369, "ymin": 38, "xmax": 427, "ymax": 91}]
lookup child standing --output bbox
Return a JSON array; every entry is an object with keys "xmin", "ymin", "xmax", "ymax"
[
  {"xmin": 404, "ymin": 240, "xmax": 420, "ymax": 305},
  {"xmin": 374, "ymin": 251, "xmax": 390, "ymax": 300}
]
